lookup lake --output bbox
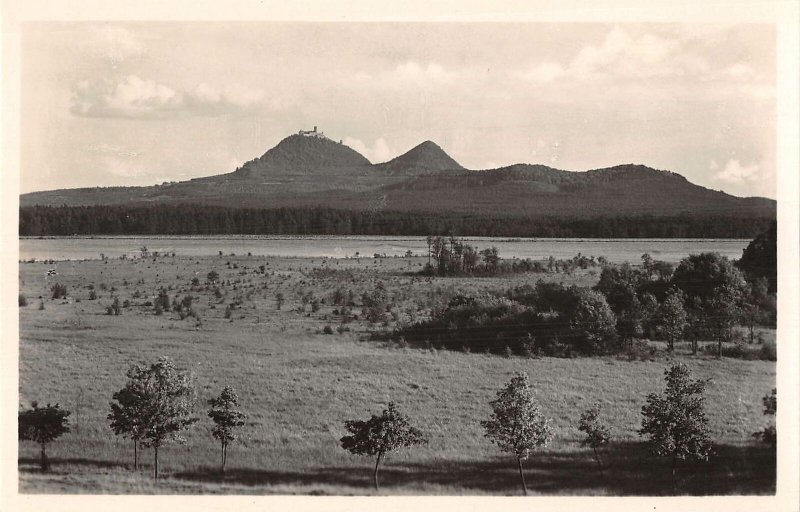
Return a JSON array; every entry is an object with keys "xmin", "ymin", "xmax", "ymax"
[{"xmin": 18, "ymin": 236, "xmax": 750, "ymax": 263}]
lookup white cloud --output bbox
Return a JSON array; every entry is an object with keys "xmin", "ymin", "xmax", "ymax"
[
  {"xmin": 103, "ymin": 155, "xmax": 148, "ymax": 178},
  {"xmin": 713, "ymin": 159, "xmax": 761, "ymax": 183},
  {"xmin": 82, "ymin": 25, "xmax": 149, "ymax": 68},
  {"xmin": 343, "ymin": 137, "xmax": 395, "ymax": 163},
  {"xmin": 86, "ymin": 143, "xmax": 140, "ymax": 159},
  {"xmin": 725, "ymin": 62, "xmax": 756, "ymax": 80},
  {"xmin": 71, "ymin": 75, "xmax": 278, "ymax": 118},
  {"xmin": 518, "ymin": 62, "xmax": 565, "ymax": 84},
  {"xmin": 353, "ymin": 61, "xmax": 456, "ymax": 91},
  {"xmin": 517, "ymin": 26, "xmax": 757, "ymax": 86}
]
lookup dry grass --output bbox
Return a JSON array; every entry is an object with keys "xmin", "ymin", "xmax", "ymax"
[{"xmin": 17, "ymin": 255, "xmax": 776, "ymax": 495}]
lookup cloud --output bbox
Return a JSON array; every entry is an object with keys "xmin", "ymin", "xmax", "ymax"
[
  {"xmin": 516, "ymin": 27, "xmax": 757, "ymax": 86},
  {"xmin": 725, "ymin": 62, "xmax": 756, "ymax": 81},
  {"xmin": 518, "ymin": 62, "xmax": 565, "ymax": 84},
  {"xmin": 70, "ymin": 75, "xmax": 278, "ymax": 118},
  {"xmin": 86, "ymin": 143, "xmax": 141, "ymax": 158},
  {"xmin": 343, "ymin": 137, "xmax": 395, "ymax": 163},
  {"xmin": 713, "ymin": 159, "xmax": 761, "ymax": 183},
  {"xmin": 82, "ymin": 25, "xmax": 149, "ymax": 68},
  {"xmin": 353, "ymin": 61, "xmax": 456, "ymax": 91}
]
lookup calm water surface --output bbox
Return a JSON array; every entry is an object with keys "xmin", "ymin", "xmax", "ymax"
[{"xmin": 18, "ymin": 236, "xmax": 749, "ymax": 264}]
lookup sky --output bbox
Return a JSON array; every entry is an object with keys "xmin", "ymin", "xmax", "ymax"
[{"xmin": 20, "ymin": 22, "xmax": 776, "ymax": 198}]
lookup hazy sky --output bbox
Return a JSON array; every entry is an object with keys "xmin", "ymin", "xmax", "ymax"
[{"xmin": 21, "ymin": 22, "xmax": 776, "ymax": 197}]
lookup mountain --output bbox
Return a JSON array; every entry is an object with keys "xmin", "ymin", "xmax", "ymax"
[
  {"xmin": 375, "ymin": 140, "xmax": 465, "ymax": 174},
  {"xmin": 20, "ymin": 130, "xmax": 775, "ymax": 223},
  {"xmin": 228, "ymin": 132, "xmax": 371, "ymax": 180}
]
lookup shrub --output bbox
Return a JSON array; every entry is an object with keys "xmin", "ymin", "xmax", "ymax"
[
  {"xmin": 51, "ymin": 283, "xmax": 67, "ymax": 299},
  {"xmin": 759, "ymin": 342, "xmax": 777, "ymax": 361},
  {"xmin": 19, "ymin": 294, "xmax": 28, "ymax": 307},
  {"xmin": 155, "ymin": 288, "xmax": 170, "ymax": 312},
  {"xmin": 88, "ymin": 290, "xmax": 97, "ymax": 300},
  {"xmin": 753, "ymin": 388, "xmax": 776, "ymax": 447},
  {"xmin": 323, "ymin": 325, "xmax": 334, "ymax": 335}
]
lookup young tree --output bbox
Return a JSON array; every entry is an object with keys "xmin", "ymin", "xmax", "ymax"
[
  {"xmin": 657, "ymin": 288, "xmax": 688, "ymax": 352},
  {"xmin": 18, "ymin": 402, "xmax": 71, "ymax": 472},
  {"xmin": 112, "ymin": 357, "xmax": 197, "ymax": 479},
  {"xmin": 481, "ymin": 373, "xmax": 554, "ymax": 495},
  {"xmin": 639, "ymin": 363, "xmax": 712, "ymax": 494},
  {"xmin": 578, "ymin": 403, "xmax": 611, "ymax": 478},
  {"xmin": 275, "ymin": 292, "xmax": 285, "ymax": 310},
  {"xmin": 708, "ymin": 284, "xmax": 744, "ymax": 356},
  {"xmin": 340, "ymin": 402, "xmax": 427, "ymax": 491},
  {"xmin": 109, "ymin": 375, "xmax": 149, "ymax": 470},
  {"xmin": 207, "ymin": 386, "xmax": 246, "ymax": 474}
]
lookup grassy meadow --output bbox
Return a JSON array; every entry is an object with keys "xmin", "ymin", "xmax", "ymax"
[{"xmin": 17, "ymin": 254, "xmax": 776, "ymax": 495}]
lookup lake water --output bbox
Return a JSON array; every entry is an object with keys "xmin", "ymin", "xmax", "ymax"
[{"xmin": 18, "ymin": 236, "xmax": 750, "ymax": 264}]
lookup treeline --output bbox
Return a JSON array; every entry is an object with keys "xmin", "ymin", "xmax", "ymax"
[{"xmin": 19, "ymin": 204, "xmax": 774, "ymax": 238}]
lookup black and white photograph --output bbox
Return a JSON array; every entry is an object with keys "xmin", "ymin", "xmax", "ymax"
[{"xmin": 2, "ymin": 1, "xmax": 798, "ymax": 510}]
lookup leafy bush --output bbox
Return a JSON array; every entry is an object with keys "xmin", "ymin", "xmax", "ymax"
[
  {"xmin": 396, "ymin": 283, "xmax": 618, "ymax": 357},
  {"xmin": 361, "ymin": 282, "xmax": 389, "ymax": 323},
  {"xmin": 700, "ymin": 340, "xmax": 775, "ymax": 361},
  {"xmin": 19, "ymin": 294, "xmax": 28, "ymax": 307},
  {"xmin": 51, "ymin": 283, "xmax": 67, "ymax": 299},
  {"xmin": 106, "ymin": 297, "xmax": 121, "ymax": 316},
  {"xmin": 753, "ymin": 388, "xmax": 776, "ymax": 447}
]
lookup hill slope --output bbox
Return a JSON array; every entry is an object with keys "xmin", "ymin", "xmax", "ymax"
[
  {"xmin": 375, "ymin": 140, "xmax": 465, "ymax": 175},
  {"xmin": 227, "ymin": 133, "xmax": 372, "ymax": 180},
  {"xmin": 20, "ymin": 132, "xmax": 776, "ymax": 221}
]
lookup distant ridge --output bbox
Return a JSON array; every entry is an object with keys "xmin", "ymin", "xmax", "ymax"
[{"xmin": 20, "ymin": 128, "xmax": 776, "ymax": 227}]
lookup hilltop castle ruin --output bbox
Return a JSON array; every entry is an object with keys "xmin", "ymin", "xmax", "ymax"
[{"xmin": 298, "ymin": 126, "xmax": 343, "ymax": 144}]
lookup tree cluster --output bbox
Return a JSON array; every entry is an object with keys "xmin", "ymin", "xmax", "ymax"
[{"xmin": 107, "ymin": 357, "xmax": 245, "ymax": 478}]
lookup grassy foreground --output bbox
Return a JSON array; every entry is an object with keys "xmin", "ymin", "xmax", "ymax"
[{"xmin": 18, "ymin": 255, "xmax": 776, "ymax": 495}]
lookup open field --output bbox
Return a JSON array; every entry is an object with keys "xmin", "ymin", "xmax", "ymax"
[{"xmin": 18, "ymin": 254, "xmax": 776, "ymax": 495}]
